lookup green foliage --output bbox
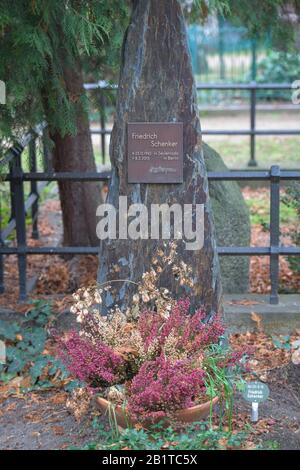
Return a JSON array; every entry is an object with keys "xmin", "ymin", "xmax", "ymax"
[
  {"xmin": 257, "ymin": 51, "xmax": 300, "ymax": 100},
  {"xmin": 0, "ymin": 0, "xmax": 129, "ymax": 151},
  {"xmin": 271, "ymin": 335, "xmax": 291, "ymax": 350},
  {"xmin": 188, "ymin": 0, "xmax": 300, "ymax": 53},
  {"xmin": 258, "ymin": 51, "xmax": 300, "ymax": 84},
  {"xmin": 71, "ymin": 418, "xmax": 249, "ymax": 450},
  {"xmin": 1, "ymin": 0, "xmax": 298, "ymax": 153},
  {"xmin": 226, "ymin": 0, "xmax": 300, "ymax": 50},
  {"xmin": 203, "ymin": 342, "xmax": 246, "ymax": 431},
  {"xmin": 0, "ymin": 300, "xmax": 71, "ymax": 389},
  {"xmin": 183, "ymin": 1, "xmax": 230, "ymax": 23}
]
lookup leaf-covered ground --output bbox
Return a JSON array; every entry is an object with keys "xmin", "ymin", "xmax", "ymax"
[
  {"xmin": 0, "ymin": 186, "xmax": 299, "ymax": 449},
  {"xmin": 0, "ymin": 329, "xmax": 299, "ymax": 450},
  {"xmin": 0, "ymin": 186, "xmax": 299, "ymax": 312},
  {"xmin": 0, "ymin": 294, "xmax": 299, "ymax": 451}
]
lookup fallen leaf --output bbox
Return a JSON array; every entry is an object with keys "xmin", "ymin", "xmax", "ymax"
[
  {"xmin": 292, "ymin": 349, "xmax": 300, "ymax": 365},
  {"xmin": 51, "ymin": 425, "xmax": 65, "ymax": 436},
  {"xmin": 251, "ymin": 312, "xmax": 263, "ymax": 332}
]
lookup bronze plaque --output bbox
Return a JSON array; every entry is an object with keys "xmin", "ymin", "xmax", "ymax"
[{"xmin": 128, "ymin": 122, "xmax": 183, "ymax": 183}]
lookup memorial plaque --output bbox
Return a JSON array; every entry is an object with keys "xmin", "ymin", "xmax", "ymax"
[{"xmin": 128, "ymin": 122, "xmax": 183, "ymax": 183}]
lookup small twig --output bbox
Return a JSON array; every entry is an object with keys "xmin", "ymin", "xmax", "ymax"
[
  {"xmin": 97, "ymin": 279, "xmax": 139, "ymax": 288},
  {"xmin": 287, "ymin": 387, "xmax": 300, "ymax": 406}
]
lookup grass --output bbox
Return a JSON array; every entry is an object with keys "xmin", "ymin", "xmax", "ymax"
[
  {"xmin": 208, "ymin": 136, "xmax": 300, "ymax": 170},
  {"xmin": 95, "ymin": 137, "xmax": 300, "ymax": 170},
  {"xmin": 92, "ymin": 131, "xmax": 300, "ymax": 170},
  {"xmin": 244, "ymin": 193, "xmax": 298, "ymax": 227}
]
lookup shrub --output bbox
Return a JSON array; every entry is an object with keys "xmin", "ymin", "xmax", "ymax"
[
  {"xmin": 126, "ymin": 355, "xmax": 206, "ymax": 422},
  {"xmin": 59, "ymin": 331, "xmax": 125, "ymax": 388},
  {"xmin": 59, "ymin": 257, "xmax": 249, "ymax": 425},
  {"xmin": 257, "ymin": 51, "xmax": 300, "ymax": 101}
]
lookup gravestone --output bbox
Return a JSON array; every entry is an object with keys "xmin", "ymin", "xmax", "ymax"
[
  {"xmin": 203, "ymin": 143, "xmax": 250, "ymax": 293},
  {"xmin": 98, "ymin": 0, "xmax": 222, "ymax": 315}
]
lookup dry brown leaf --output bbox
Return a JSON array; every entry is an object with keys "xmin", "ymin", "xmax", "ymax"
[
  {"xmin": 51, "ymin": 425, "xmax": 65, "ymax": 436},
  {"xmin": 228, "ymin": 299, "xmax": 263, "ymax": 306},
  {"xmin": 251, "ymin": 312, "xmax": 263, "ymax": 332},
  {"xmin": 49, "ymin": 392, "xmax": 67, "ymax": 405},
  {"xmin": 116, "ymin": 346, "xmax": 139, "ymax": 358},
  {"xmin": 292, "ymin": 349, "xmax": 300, "ymax": 365}
]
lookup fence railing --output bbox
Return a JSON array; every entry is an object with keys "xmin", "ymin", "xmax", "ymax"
[
  {"xmin": 85, "ymin": 81, "xmax": 300, "ymax": 167},
  {"xmin": 1, "ymin": 127, "xmax": 300, "ymax": 304}
]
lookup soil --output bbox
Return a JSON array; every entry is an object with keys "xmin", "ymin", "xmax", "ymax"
[
  {"xmin": 0, "ymin": 363, "xmax": 299, "ymax": 450},
  {"xmin": 234, "ymin": 363, "xmax": 300, "ymax": 450},
  {"xmin": 0, "ymin": 391, "xmax": 103, "ymax": 450}
]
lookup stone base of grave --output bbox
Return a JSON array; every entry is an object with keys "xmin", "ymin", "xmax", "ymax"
[
  {"xmin": 1, "ymin": 294, "xmax": 299, "ymax": 335},
  {"xmin": 224, "ymin": 294, "xmax": 300, "ymax": 334}
]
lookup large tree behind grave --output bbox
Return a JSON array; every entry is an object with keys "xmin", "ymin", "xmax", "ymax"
[
  {"xmin": 187, "ymin": 0, "xmax": 300, "ymax": 51},
  {"xmin": 99, "ymin": 0, "xmax": 222, "ymax": 315},
  {"xmin": 1, "ymin": 0, "xmax": 298, "ymax": 248},
  {"xmin": 0, "ymin": 0, "xmax": 128, "ymax": 246}
]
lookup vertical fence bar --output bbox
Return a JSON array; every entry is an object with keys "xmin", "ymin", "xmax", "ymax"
[
  {"xmin": 0, "ymin": 244, "xmax": 3, "ymax": 293},
  {"xmin": 11, "ymin": 147, "xmax": 27, "ymax": 301},
  {"xmin": 29, "ymin": 138, "xmax": 39, "ymax": 239},
  {"xmin": 99, "ymin": 91, "xmax": 106, "ymax": 164},
  {"xmin": 42, "ymin": 128, "xmax": 52, "ymax": 173},
  {"xmin": 270, "ymin": 165, "xmax": 281, "ymax": 305},
  {"xmin": 251, "ymin": 39, "xmax": 257, "ymax": 81},
  {"xmin": 8, "ymin": 160, "xmax": 16, "ymax": 221},
  {"xmin": 218, "ymin": 15, "xmax": 225, "ymax": 80},
  {"xmin": 0, "ymin": 204, "xmax": 4, "ymax": 293},
  {"xmin": 248, "ymin": 83, "xmax": 257, "ymax": 167}
]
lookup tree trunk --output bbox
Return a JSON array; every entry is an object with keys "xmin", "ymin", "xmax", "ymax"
[
  {"xmin": 98, "ymin": 0, "xmax": 222, "ymax": 316},
  {"xmin": 50, "ymin": 65, "xmax": 101, "ymax": 247}
]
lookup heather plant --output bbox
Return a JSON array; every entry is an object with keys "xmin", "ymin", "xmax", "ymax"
[
  {"xmin": 59, "ymin": 252, "xmax": 249, "ymax": 426},
  {"xmin": 126, "ymin": 355, "xmax": 206, "ymax": 423},
  {"xmin": 59, "ymin": 331, "xmax": 125, "ymax": 388}
]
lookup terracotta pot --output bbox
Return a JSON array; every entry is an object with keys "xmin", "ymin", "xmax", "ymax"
[{"xmin": 96, "ymin": 396, "xmax": 219, "ymax": 430}]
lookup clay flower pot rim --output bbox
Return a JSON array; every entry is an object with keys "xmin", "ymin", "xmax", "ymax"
[
  {"xmin": 97, "ymin": 395, "xmax": 218, "ymax": 409},
  {"xmin": 96, "ymin": 395, "xmax": 219, "ymax": 428}
]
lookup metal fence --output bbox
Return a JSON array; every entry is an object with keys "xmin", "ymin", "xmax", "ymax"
[
  {"xmin": 1, "ymin": 125, "xmax": 300, "ymax": 304},
  {"xmin": 85, "ymin": 82, "xmax": 300, "ymax": 167}
]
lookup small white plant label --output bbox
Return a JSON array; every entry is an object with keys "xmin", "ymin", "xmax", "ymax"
[
  {"xmin": 0, "ymin": 80, "xmax": 5, "ymax": 105},
  {"xmin": 0, "ymin": 340, "xmax": 6, "ymax": 364},
  {"xmin": 292, "ymin": 80, "xmax": 300, "ymax": 105},
  {"xmin": 242, "ymin": 381, "xmax": 270, "ymax": 422}
]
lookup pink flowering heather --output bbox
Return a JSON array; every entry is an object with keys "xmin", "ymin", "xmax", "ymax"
[
  {"xmin": 59, "ymin": 331, "xmax": 124, "ymax": 388},
  {"xmin": 186, "ymin": 314, "xmax": 225, "ymax": 355},
  {"xmin": 159, "ymin": 299, "xmax": 192, "ymax": 344},
  {"xmin": 127, "ymin": 355, "xmax": 206, "ymax": 423},
  {"xmin": 138, "ymin": 299, "xmax": 225, "ymax": 357},
  {"xmin": 138, "ymin": 309, "xmax": 164, "ymax": 351}
]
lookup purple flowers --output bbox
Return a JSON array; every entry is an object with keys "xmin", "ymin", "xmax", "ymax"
[
  {"xmin": 127, "ymin": 355, "xmax": 206, "ymax": 422},
  {"xmin": 138, "ymin": 298, "xmax": 225, "ymax": 356},
  {"xmin": 59, "ymin": 331, "xmax": 124, "ymax": 388},
  {"xmin": 59, "ymin": 297, "xmax": 248, "ymax": 423}
]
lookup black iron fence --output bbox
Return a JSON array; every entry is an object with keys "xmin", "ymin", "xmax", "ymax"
[
  {"xmin": 1, "ymin": 125, "xmax": 300, "ymax": 304},
  {"xmin": 85, "ymin": 81, "xmax": 300, "ymax": 167}
]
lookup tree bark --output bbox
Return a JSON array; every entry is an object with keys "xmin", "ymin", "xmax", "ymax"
[
  {"xmin": 50, "ymin": 64, "xmax": 101, "ymax": 247},
  {"xmin": 98, "ymin": 0, "xmax": 222, "ymax": 316}
]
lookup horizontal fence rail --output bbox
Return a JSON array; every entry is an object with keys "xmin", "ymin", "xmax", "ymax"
[
  {"xmin": 85, "ymin": 81, "xmax": 300, "ymax": 167},
  {"xmin": 1, "ymin": 124, "xmax": 300, "ymax": 304},
  {"xmin": 1, "ymin": 81, "xmax": 300, "ymax": 303}
]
